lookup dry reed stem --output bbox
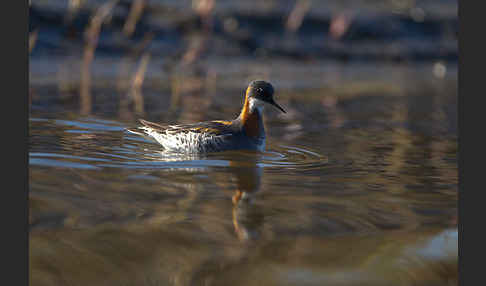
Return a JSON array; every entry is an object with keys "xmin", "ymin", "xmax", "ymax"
[
  {"xmin": 123, "ymin": 0, "xmax": 145, "ymax": 37},
  {"xmin": 181, "ymin": 36, "xmax": 208, "ymax": 66},
  {"xmin": 129, "ymin": 52, "xmax": 151, "ymax": 115},
  {"xmin": 180, "ymin": 0, "xmax": 215, "ymax": 66},
  {"xmin": 116, "ymin": 32, "xmax": 154, "ymax": 91},
  {"xmin": 329, "ymin": 12, "xmax": 353, "ymax": 39},
  {"xmin": 286, "ymin": 0, "xmax": 311, "ymax": 33},
  {"xmin": 66, "ymin": 0, "xmax": 84, "ymax": 24},
  {"xmin": 80, "ymin": 0, "xmax": 119, "ymax": 115},
  {"xmin": 193, "ymin": 0, "xmax": 215, "ymax": 21},
  {"xmin": 68, "ymin": 0, "xmax": 83, "ymax": 11}
]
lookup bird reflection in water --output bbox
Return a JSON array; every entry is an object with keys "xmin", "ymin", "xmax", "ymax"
[
  {"xmin": 228, "ymin": 153, "xmax": 265, "ymax": 242},
  {"xmin": 147, "ymin": 149, "xmax": 266, "ymax": 241}
]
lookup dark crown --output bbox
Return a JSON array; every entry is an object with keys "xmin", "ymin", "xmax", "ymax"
[{"xmin": 247, "ymin": 80, "xmax": 274, "ymax": 100}]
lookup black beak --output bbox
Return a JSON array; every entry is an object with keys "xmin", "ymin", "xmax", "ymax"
[{"xmin": 270, "ymin": 100, "xmax": 286, "ymax": 113}]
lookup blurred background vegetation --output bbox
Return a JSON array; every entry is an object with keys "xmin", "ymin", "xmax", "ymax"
[{"xmin": 29, "ymin": 0, "xmax": 457, "ymax": 120}]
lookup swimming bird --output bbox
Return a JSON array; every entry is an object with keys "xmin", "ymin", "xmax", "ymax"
[{"xmin": 127, "ymin": 80, "xmax": 286, "ymax": 153}]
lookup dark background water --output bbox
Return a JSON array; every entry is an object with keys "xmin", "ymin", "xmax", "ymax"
[{"xmin": 29, "ymin": 1, "xmax": 457, "ymax": 285}]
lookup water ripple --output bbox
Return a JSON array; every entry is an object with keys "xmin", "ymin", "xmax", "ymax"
[{"xmin": 30, "ymin": 117, "xmax": 327, "ymax": 172}]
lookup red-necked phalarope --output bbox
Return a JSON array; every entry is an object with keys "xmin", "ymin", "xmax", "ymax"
[{"xmin": 127, "ymin": 80, "xmax": 286, "ymax": 153}]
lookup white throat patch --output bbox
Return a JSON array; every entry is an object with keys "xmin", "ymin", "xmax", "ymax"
[{"xmin": 248, "ymin": 97, "xmax": 265, "ymax": 113}]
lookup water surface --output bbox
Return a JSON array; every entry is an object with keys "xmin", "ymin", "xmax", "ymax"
[{"xmin": 29, "ymin": 66, "xmax": 457, "ymax": 285}]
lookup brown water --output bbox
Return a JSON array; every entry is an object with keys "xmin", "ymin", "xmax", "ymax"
[
  {"xmin": 29, "ymin": 0, "xmax": 457, "ymax": 283},
  {"xmin": 29, "ymin": 59, "xmax": 457, "ymax": 285}
]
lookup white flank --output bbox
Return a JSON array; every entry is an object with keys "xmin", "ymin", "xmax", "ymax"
[{"xmin": 139, "ymin": 126, "xmax": 224, "ymax": 153}]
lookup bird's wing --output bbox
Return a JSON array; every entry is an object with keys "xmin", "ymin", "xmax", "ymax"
[{"xmin": 137, "ymin": 119, "xmax": 236, "ymax": 136}]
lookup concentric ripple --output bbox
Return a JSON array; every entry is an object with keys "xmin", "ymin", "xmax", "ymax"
[
  {"xmin": 29, "ymin": 117, "xmax": 327, "ymax": 172},
  {"xmin": 260, "ymin": 145, "xmax": 328, "ymax": 170}
]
